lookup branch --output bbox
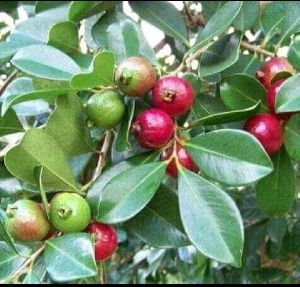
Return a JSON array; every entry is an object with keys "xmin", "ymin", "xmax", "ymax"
[
  {"xmin": 0, "ymin": 70, "xmax": 17, "ymax": 96},
  {"xmin": 240, "ymin": 41, "xmax": 275, "ymax": 58},
  {"xmin": 4, "ymin": 244, "xmax": 46, "ymax": 283},
  {"xmin": 92, "ymin": 130, "xmax": 113, "ymax": 182}
]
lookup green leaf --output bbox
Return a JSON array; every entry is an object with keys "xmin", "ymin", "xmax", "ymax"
[
  {"xmin": 68, "ymin": 1, "xmax": 120, "ymax": 22},
  {"xmin": 187, "ymin": 101, "xmax": 261, "ymax": 128},
  {"xmin": 179, "ymin": 168, "xmax": 244, "ymax": 267},
  {"xmin": 288, "ymin": 35, "xmax": 300, "ymax": 70},
  {"xmin": 44, "ymin": 94, "xmax": 94, "ymax": 157},
  {"xmin": 276, "ymin": 74, "xmax": 300, "ymax": 113},
  {"xmin": 47, "ymin": 21, "xmax": 79, "ymax": 54},
  {"xmin": 233, "ymin": 1, "xmax": 260, "ymax": 32},
  {"xmin": 130, "ymin": 1, "xmax": 189, "ymax": 47},
  {"xmin": 1, "ymin": 77, "xmax": 68, "ymax": 116},
  {"xmin": 189, "ymin": 1, "xmax": 242, "ymax": 55},
  {"xmin": 126, "ymin": 184, "xmax": 189, "ymax": 248},
  {"xmin": 220, "ymin": 74, "xmax": 268, "ymax": 112},
  {"xmin": 257, "ymin": 148, "xmax": 295, "ymax": 217},
  {"xmin": 0, "ymin": 219, "xmax": 18, "ymax": 254},
  {"xmin": 11, "ymin": 45, "xmax": 81, "ymax": 81},
  {"xmin": 284, "ymin": 114, "xmax": 300, "ymax": 160},
  {"xmin": 0, "ymin": 242, "xmax": 32, "ymax": 281},
  {"xmin": 71, "ymin": 51, "xmax": 115, "ymax": 89},
  {"xmin": 34, "ymin": 166, "xmax": 50, "ymax": 219},
  {"xmin": 23, "ymin": 271, "xmax": 40, "ymax": 284},
  {"xmin": 199, "ymin": 33, "xmax": 241, "ymax": 77},
  {"xmin": 35, "ymin": 1, "xmax": 70, "ymax": 21},
  {"xmin": 44, "ymin": 233, "xmax": 97, "ymax": 283},
  {"xmin": 5, "ymin": 129, "xmax": 78, "ymax": 192},
  {"xmin": 0, "ymin": 166, "xmax": 23, "ymax": 198},
  {"xmin": 115, "ymin": 99, "xmax": 135, "ymax": 152},
  {"xmin": 0, "ymin": 109, "xmax": 23, "ymax": 136},
  {"xmin": 87, "ymin": 152, "xmax": 159, "ymax": 217},
  {"xmin": 262, "ymin": 1, "xmax": 300, "ymax": 46},
  {"xmin": 185, "ymin": 129, "xmax": 274, "ymax": 186},
  {"xmin": 97, "ymin": 162, "xmax": 166, "ymax": 224},
  {"xmin": 92, "ymin": 11, "xmax": 156, "ymax": 63},
  {"xmin": 221, "ymin": 54, "xmax": 261, "ymax": 77}
]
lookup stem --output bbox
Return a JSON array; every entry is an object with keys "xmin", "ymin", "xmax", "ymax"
[
  {"xmin": 92, "ymin": 130, "xmax": 113, "ymax": 182},
  {"xmin": 0, "ymin": 70, "xmax": 18, "ymax": 96},
  {"xmin": 240, "ymin": 41, "xmax": 275, "ymax": 58},
  {"xmin": 5, "ymin": 244, "xmax": 46, "ymax": 283},
  {"xmin": 171, "ymin": 42, "xmax": 213, "ymax": 75}
]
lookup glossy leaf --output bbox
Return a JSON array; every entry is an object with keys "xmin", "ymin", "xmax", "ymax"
[
  {"xmin": 47, "ymin": 21, "xmax": 79, "ymax": 54},
  {"xmin": 187, "ymin": 101, "xmax": 261, "ymax": 128},
  {"xmin": 0, "ymin": 242, "xmax": 31, "ymax": 281},
  {"xmin": 179, "ymin": 168, "xmax": 244, "ymax": 267},
  {"xmin": 92, "ymin": 11, "xmax": 156, "ymax": 63},
  {"xmin": 35, "ymin": 1, "xmax": 70, "ymax": 21},
  {"xmin": 115, "ymin": 99, "xmax": 135, "ymax": 152},
  {"xmin": 276, "ymin": 74, "xmax": 300, "ymax": 113},
  {"xmin": 0, "ymin": 109, "xmax": 23, "ymax": 136},
  {"xmin": 262, "ymin": 1, "xmax": 300, "ymax": 45},
  {"xmin": 11, "ymin": 45, "xmax": 81, "ymax": 81},
  {"xmin": 126, "ymin": 185, "xmax": 189, "ymax": 248},
  {"xmin": 185, "ymin": 129, "xmax": 274, "ymax": 186},
  {"xmin": 87, "ymin": 152, "xmax": 159, "ymax": 217},
  {"xmin": 130, "ymin": 1, "xmax": 189, "ymax": 46},
  {"xmin": 0, "ymin": 219, "xmax": 18, "ymax": 254},
  {"xmin": 71, "ymin": 51, "xmax": 115, "ymax": 89},
  {"xmin": 44, "ymin": 233, "xmax": 97, "ymax": 283},
  {"xmin": 288, "ymin": 35, "xmax": 300, "ymax": 70},
  {"xmin": 284, "ymin": 114, "xmax": 300, "ymax": 160},
  {"xmin": 5, "ymin": 129, "xmax": 78, "ymax": 192},
  {"xmin": 44, "ymin": 94, "xmax": 94, "ymax": 157},
  {"xmin": 220, "ymin": 74, "xmax": 268, "ymax": 112},
  {"xmin": 189, "ymin": 1, "xmax": 242, "ymax": 55},
  {"xmin": 199, "ymin": 33, "xmax": 241, "ymax": 77},
  {"xmin": 257, "ymin": 148, "xmax": 295, "ymax": 216},
  {"xmin": 97, "ymin": 162, "xmax": 166, "ymax": 224}
]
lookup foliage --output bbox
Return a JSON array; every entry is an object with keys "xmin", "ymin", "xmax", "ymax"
[{"xmin": 0, "ymin": 1, "xmax": 299, "ymax": 284}]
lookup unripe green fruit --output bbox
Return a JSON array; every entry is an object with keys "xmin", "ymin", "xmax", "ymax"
[
  {"xmin": 5, "ymin": 200, "xmax": 50, "ymax": 242},
  {"xmin": 115, "ymin": 57, "xmax": 157, "ymax": 97},
  {"xmin": 50, "ymin": 193, "xmax": 91, "ymax": 234},
  {"xmin": 87, "ymin": 90, "xmax": 125, "ymax": 129}
]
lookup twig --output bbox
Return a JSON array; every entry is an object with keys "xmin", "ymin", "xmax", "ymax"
[
  {"xmin": 92, "ymin": 130, "xmax": 113, "ymax": 182},
  {"xmin": 4, "ymin": 244, "xmax": 46, "ymax": 283},
  {"xmin": 171, "ymin": 42, "xmax": 213, "ymax": 75},
  {"xmin": 0, "ymin": 70, "xmax": 18, "ymax": 96},
  {"xmin": 240, "ymin": 41, "xmax": 275, "ymax": 58}
]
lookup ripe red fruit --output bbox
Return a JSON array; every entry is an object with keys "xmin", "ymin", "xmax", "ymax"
[
  {"xmin": 152, "ymin": 76, "xmax": 195, "ymax": 117},
  {"xmin": 244, "ymin": 114, "xmax": 284, "ymax": 156},
  {"xmin": 161, "ymin": 143, "xmax": 198, "ymax": 178},
  {"xmin": 86, "ymin": 222, "xmax": 118, "ymax": 262},
  {"xmin": 267, "ymin": 79, "xmax": 292, "ymax": 120},
  {"xmin": 256, "ymin": 57, "xmax": 294, "ymax": 90},
  {"xmin": 115, "ymin": 57, "xmax": 157, "ymax": 97},
  {"xmin": 132, "ymin": 108, "xmax": 174, "ymax": 150}
]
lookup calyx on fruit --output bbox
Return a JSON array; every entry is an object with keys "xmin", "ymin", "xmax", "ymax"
[
  {"xmin": 152, "ymin": 76, "xmax": 195, "ymax": 117},
  {"xmin": 256, "ymin": 57, "xmax": 294, "ymax": 90},
  {"xmin": 115, "ymin": 57, "xmax": 157, "ymax": 97},
  {"xmin": 86, "ymin": 222, "xmax": 118, "ymax": 262},
  {"xmin": 5, "ymin": 200, "xmax": 50, "ymax": 242},
  {"xmin": 132, "ymin": 108, "xmax": 174, "ymax": 150},
  {"xmin": 244, "ymin": 114, "xmax": 284, "ymax": 155},
  {"xmin": 50, "ymin": 193, "xmax": 91, "ymax": 234},
  {"xmin": 161, "ymin": 142, "xmax": 198, "ymax": 178},
  {"xmin": 86, "ymin": 90, "xmax": 125, "ymax": 129}
]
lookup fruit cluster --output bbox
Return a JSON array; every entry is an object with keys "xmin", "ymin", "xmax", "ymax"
[
  {"xmin": 116, "ymin": 57, "xmax": 198, "ymax": 178},
  {"xmin": 5, "ymin": 194, "xmax": 118, "ymax": 262},
  {"xmin": 245, "ymin": 57, "xmax": 296, "ymax": 156}
]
